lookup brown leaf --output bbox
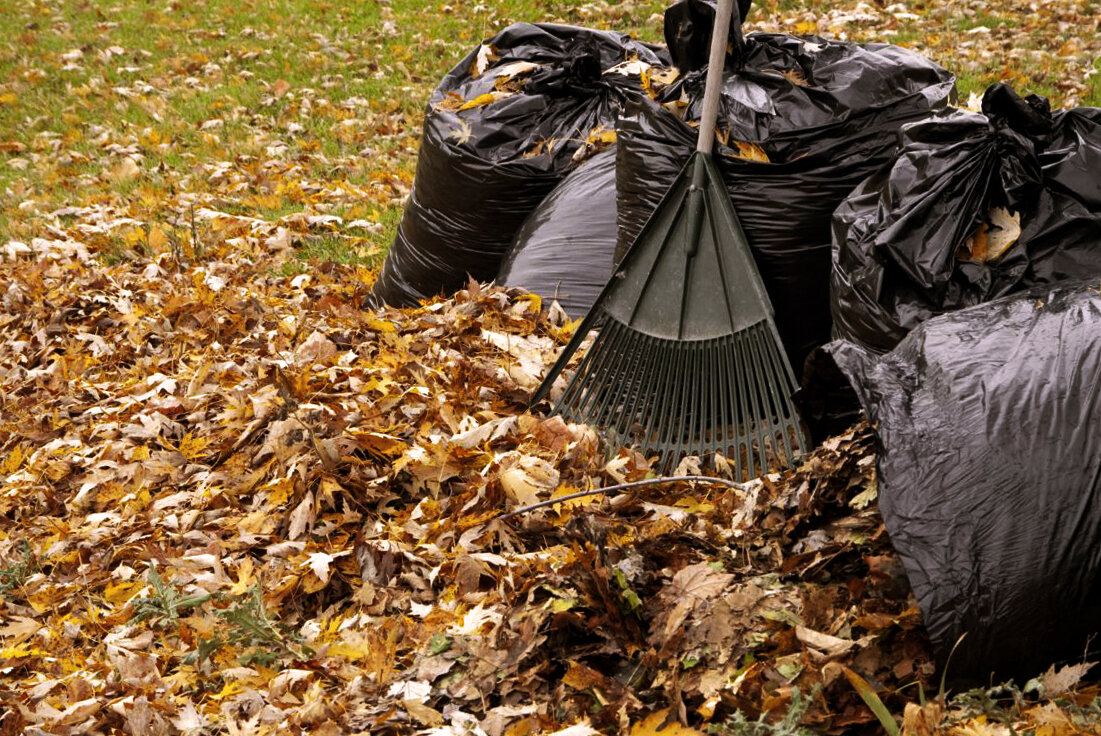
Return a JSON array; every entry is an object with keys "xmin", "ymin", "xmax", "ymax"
[
  {"xmin": 629, "ymin": 709, "xmax": 704, "ymax": 736},
  {"xmin": 668, "ymin": 563, "xmax": 734, "ymax": 602},
  {"xmin": 901, "ymin": 700, "xmax": 945, "ymax": 736},
  {"xmin": 795, "ymin": 625, "xmax": 857, "ymax": 659},
  {"xmin": 1039, "ymin": 661, "xmax": 1095, "ymax": 696}
]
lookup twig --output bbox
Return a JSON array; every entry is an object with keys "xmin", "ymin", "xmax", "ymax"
[{"xmin": 499, "ymin": 475, "xmax": 746, "ymax": 520}]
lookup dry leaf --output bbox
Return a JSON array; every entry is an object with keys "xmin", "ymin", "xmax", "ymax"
[
  {"xmin": 795, "ymin": 625, "xmax": 857, "ymax": 658},
  {"xmin": 629, "ymin": 709, "xmax": 703, "ymax": 736},
  {"xmin": 1038, "ymin": 661, "xmax": 1095, "ymax": 696},
  {"xmin": 957, "ymin": 207, "xmax": 1021, "ymax": 264},
  {"xmin": 471, "ymin": 44, "xmax": 499, "ymax": 77}
]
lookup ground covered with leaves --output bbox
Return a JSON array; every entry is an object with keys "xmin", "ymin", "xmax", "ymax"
[
  {"xmin": 2, "ymin": 252, "xmax": 1100, "ymax": 734},
  {"xmin": 3, "ymin": 0, "xmax": 1101, "ymax": 734}
]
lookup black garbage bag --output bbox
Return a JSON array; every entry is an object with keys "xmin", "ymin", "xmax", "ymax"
[
  {"xmin": 616, "ymin": 24, "xmax": 954, "ymax": 375},
  {"xmin": 826, "ymin": 280, "xmax": 1101, "ymax": 683},
  {"xmin": 831, "ymin": 83, "xmax": 1101, "ymax": 353},
  {"xmin": 368, "ymin": 23, "xmax": 669, "ymax": 308},
  {"xmin": 496, "ymin": 149, "xmax": 617, "ymax": 318}
]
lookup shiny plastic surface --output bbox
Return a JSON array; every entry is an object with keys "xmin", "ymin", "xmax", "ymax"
[
  {"xmin": 831, "ymin": 83, "xmax": 1101, "ymax": 352},
  {"xmin": 828, "ymin": 281, "xmax": 1101, "ymax": 683},
  {"xmin": 615, "ymin": 33, "xmax": 953, "ymax": 375},
  {"xmin": 496, "ymin": 150, "xmax": 617, "ymax": 317},
  {"xmin": 369, "ymin": 23, "xmax": 669, "ymax": 307}
]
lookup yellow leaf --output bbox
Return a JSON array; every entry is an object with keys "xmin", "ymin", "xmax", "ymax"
[
  {"xmin": 673, "ymin": 496, "xmax": 714, "ymax": 514},
  {"xmin": 229, "ymin": 556, "xmax": 257, "ymax": 596},
  {"xmin": 459, "ymin": 91, "xmax": 512, "ymax": 111},
  {"xmin": 0, "ymin": 92, "xmax": 17, "ymax": 106},
  {"xmin": 104, "ymin": 580, "xmax": 143, "ymax": 606},
  {"xmin": 516, "ymin": 292, "xmax": 542, "ymax": 313},
  {"xmin": 148, "ymin": 225, "xmax": 169, "ymax": 252},
  {"xmin": 178, "ymin": 432, "xmax": 212, "ymax": 460},
  {"xmin": 794, "ymin": 20, "xmax": 818, "ymax": 35},
  {"xmin": 139, "ymin": 127, "xmax": 163, "ymax": 146},
  {"xmin": 1, "ymin": 444, "xmax": 27, "ymax": 474},
  {"xmin": 327, "ymin": 637, "xmax": 374, "ymax": 662},
  {"xmin": 729, "ymin": 141, "xmax": 770, "ymax": 162},
  {"xmin": 209, "ymin": 680, "xmax": 245, "ymax": 702},
  {"xmin": 1, "ymin": 644, "xmax": 48, "ymax": 659},
  {"xmin": 122, "ymin": 226, "xmax": 146, "ymax": 245},
  {"xmin": 630, "ymin": 710, "xmax": 704, "ymax": 736},
  {"xmin": 299, "ymin": 569, "xmax": 329, "ymax": 593},
  {"xmin": 365, "ymin": 317, "xmax": 397, "ymax": 333},
  {"xmin": 264, "ymin": 477, "xmax": 296, "ymax": 508},
  {"xmin": 585, "ymin": 125, "xmax": 617, "ymax": 146},
  {"xmin": 548, "ymin": 485, "xmax": 598, "ymax": 511}
]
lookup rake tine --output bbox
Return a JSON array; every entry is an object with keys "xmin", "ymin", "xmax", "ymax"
[
  {"xmin": 748, "ymin": 326, "xmax": 780, "ymax": 467},
  {"xmin": 761, "ymin": 326, "xmax": 797, "ymax": 465},
  {"xmin": 746, "ymin": 328, "xmax": 773, "ymax": 477},
  {"xmin": 620, "ymin": 333, "xmax": 658, "ymax": 441},
  {"xmin": 594, "ymin": 326, "xmax": 646, "ymax": 432},
  {"xmin": 573, "ymin": 318, "xmax": 627, "ymax": 420}
]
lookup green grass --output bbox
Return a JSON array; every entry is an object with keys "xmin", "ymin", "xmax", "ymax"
[{"xmin": 0, "ymin": 0, "xmax": 1097, "ymax": 271}]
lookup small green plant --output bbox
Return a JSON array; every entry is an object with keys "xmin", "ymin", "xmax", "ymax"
[
  {"xmin": 131, "ymin": 567, "xmax": 213, "ymax": 626},
  {"xmin": 708, "ymin": 686, "xmax": 820, "ymax": 736},
  {"xmin": 840, "ymin": 666, "xmax": 900, "ymax": 736},
  {"xmin": 0, "ymin": 541, "xmax": 35, "ymax": 601},
  {"xmin": 186, "ymin": 584, "xmax": 312, "ymax": 668}
]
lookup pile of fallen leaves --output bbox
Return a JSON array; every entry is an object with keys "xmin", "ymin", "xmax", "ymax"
[
  {"xmin": 3, "ymin": 2, "xmax": 1101, "ymax": 732},
  {"xmin": 3, "ymin": 234, "xmax": 1099, "ymax": 735}
]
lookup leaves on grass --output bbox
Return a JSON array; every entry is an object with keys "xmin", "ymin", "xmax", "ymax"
[{"xmin": 1, "ymin": 0, "xmax": 1100, "ymax": 734}]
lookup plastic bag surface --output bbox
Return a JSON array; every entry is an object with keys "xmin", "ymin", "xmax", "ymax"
[
  {"xmin": 496, "ymin": 149, "xmax": 617, "ymax": 318},
  {"xmin": 663, "ymin": 0, "xmax": 754, "ymax": 72},
  {"xmin": 831, "ymin": 83, "xmax": 1101, "ymax": 353},
  {"xmin": 616, "ymin": 31, "xmax": 953, "ymax": 374},
  {"xmin": 827, "ymin": 280, "xmax": 1101, "ymax": 683},
  {"xmin": 369, "ymin": 23, "xmax": 668, "ymax": 307}
]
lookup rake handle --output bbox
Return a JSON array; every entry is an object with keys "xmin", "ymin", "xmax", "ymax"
[{"xmin": 696, "ymin": 0, "xmax": 736, "ymax": 155}]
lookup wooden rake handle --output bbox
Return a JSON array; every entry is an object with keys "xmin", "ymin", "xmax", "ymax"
[{"xmin": 696, "ymin": 0, "xmax": 737, "ymax": 155}]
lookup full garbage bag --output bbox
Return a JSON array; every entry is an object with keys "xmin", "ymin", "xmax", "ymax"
[
  {"xmin": 368, "ymin": 23, "xmax": 669, "ymax": 307},
  {"xmin": 831, "ymin": 83, "xmax": 1101, "ymax": 353},
  {"xmin": 496, "ymin": 149, "xmax": 617, "ymax": 318},
  {"xmin": 827, "ymin": 280, "xmax": 1101, "ymax": 683},
  {"xmin": 616, "ymin": 10, "xmax": 954, "ymax": 375}
]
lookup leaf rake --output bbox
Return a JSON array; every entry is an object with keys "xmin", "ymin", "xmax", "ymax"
[{"xmin": 532, "ymin": 0, "xmax": 808, "ymax": 480}]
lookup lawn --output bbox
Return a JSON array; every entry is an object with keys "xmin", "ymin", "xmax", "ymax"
[
  {"xmin": 1, "ymin": 0, "xmax": 1098, "ymax": 273},
  {"xmin": 2, "ymin": 1, "xmax": 1101, "ymax": 735}
]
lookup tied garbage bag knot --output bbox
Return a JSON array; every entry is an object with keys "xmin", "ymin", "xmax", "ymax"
[{"xmin": 830, "ymin": 82, "xmax": 1101, "ymax": 355}]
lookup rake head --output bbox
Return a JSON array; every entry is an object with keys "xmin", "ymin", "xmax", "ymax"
[{"xmin": 532, "ymin": 152, "xmax": 809, "ymax": 480}]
